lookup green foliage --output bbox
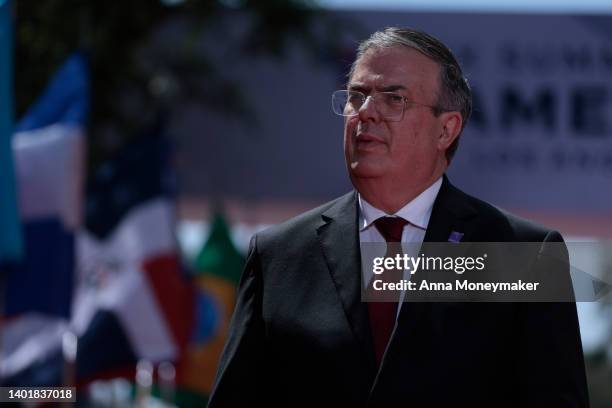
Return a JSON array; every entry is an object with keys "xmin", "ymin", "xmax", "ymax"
[{"xmin": 14, "ymin": 0, "xmax": 359, "ymax": 169}]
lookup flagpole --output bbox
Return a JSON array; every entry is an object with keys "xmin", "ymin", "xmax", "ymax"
[
  {"xmin": 158, "ymin": 361, "xmax": 176, "ymax": 405},
  {"xmin": 61, "ymin": 331, "xmax": 77, "ymax": 407},
  {"xmin": 135, "ymin": 359, "xmax": 153, "ymax": 408}
]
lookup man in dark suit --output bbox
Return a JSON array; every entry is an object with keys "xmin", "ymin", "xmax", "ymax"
[{"xmin": 209, "ymin": 27, "xmax": 589, "ymax": 407}]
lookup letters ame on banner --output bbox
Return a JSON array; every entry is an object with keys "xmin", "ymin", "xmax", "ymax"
[{"xmin": 178, "ymin": 11, "xmax": 612, "ymax": 215}]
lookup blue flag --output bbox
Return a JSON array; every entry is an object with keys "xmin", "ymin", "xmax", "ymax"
[
  {"xmin": 0, "ymin": 0, "xmax": 23, "ymax": 264},
  {"xmin": 1, "ymin": 52, "xmax": 89, "ymax": 385},
  {"xmin": 4, "ymin": 52, "xmax": 89, "ymax": 318},
  {"xmin": 15, "ymin": 52, "xmax": 89, "ymax": 132}
]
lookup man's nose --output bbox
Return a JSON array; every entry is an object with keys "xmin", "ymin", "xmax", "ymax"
[{"xmin": 358, "ymin": 95, "xmax": 381, "ymax": 123}]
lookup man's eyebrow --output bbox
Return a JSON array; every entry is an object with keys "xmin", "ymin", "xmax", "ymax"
[
  {"xmin": 347, "ymin": 83, "xmax": 408, "ymax": 92},
  {"xmin": 378, "ymin": 85, "xmax": 407, "ymax": 92},
  {"xmin": 347, "ymin": 83, "xmax": 368, "ymax": 92}
]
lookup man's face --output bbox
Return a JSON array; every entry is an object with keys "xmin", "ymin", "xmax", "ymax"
[{"xmin": 344, "ymin": 46, "xmax": 446, "ymax": 188}]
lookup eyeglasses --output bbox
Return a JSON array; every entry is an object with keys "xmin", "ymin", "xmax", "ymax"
[{"xmin": 331, "ymin": 90, "xmax": 443, "ymax": 122}]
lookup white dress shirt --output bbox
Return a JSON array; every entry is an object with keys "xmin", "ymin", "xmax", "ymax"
[{"xmin": 358, "ymin": 177, "xmax": 443, "ymax": 315}]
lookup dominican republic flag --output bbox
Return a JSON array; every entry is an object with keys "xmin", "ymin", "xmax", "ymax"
[
  {"xmin": 1, "ymin": 51, "xmax": 88, "ymax": 384},
  {"xmin": 71, "ymin": 128, "xmax": 195, "ymax": 383}
]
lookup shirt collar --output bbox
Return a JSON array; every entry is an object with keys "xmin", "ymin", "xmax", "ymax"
[{"xmin": 358, "ymin": 176, "xmax": 443, "ymax": 232}]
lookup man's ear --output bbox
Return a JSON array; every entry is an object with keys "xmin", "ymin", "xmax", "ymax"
[{"xmin": 437, "ymin": 111, "xmax": 463, "ymax": 151}]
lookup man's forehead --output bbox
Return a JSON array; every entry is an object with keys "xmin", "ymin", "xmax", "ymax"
[
  {"xmin": 348, "ymin": 79, "xmax": 407, "ymax": 93},
  {"xmin": 349, "ymin": 47, "xmax": 440, "ymax": 92},
  {"xmin": 348, "ymin": 68, "xmax": 411, "ymax": 92}
]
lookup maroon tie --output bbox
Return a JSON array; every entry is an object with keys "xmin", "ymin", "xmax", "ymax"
[{"xmin": 367, "ymin": 216, "xmax": 408, "ymax": 367}]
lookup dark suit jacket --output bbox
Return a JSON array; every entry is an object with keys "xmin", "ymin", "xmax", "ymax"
[{"xmin": 209, "ymin": 177, "xmax": 589, "ymax": 408}]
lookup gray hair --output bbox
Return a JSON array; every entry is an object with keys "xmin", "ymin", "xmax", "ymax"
[{"xmin": 349, "ymin": 27, "xmax": 472, "ymax": 162}]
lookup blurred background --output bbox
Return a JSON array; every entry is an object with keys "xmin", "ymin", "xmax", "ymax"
[{"xmin": 1, "ymin": 0, "xmax": 611, "ymax": 406}]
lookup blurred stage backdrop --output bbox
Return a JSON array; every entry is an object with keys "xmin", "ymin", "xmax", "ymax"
[{"xmin": 1, "ymin": 0, "xmax": 611, "ymax": 406}]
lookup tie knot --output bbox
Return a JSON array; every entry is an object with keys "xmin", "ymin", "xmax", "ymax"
[{"xmin": 374, "ymin": 216, "xmax": 408, "ymax": 243}]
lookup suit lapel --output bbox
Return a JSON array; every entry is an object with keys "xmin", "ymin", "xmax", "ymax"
[
  {"xmin": 315, "ymin": 178, "xmax": 479, "ymax": 381},
  {"xmin": 423, "ymin": 175, "xmax": 476, "ymax": 243},
  {"xmin": 317, "ymin": 191, "xmax": 377, "ymax": 373},
  {"xmin": 394, "ymin": 175, "xmax": 478, "ymax": 352}
]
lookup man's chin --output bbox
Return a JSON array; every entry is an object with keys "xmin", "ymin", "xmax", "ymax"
[{"xmin": 348, "ymin": 159, "xmax": 386, "ymax": 179}]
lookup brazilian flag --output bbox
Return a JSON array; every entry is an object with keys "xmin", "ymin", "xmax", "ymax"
[{"xmin": 175, "ymin": 212, "xmax": 245, "ymax": 407}]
